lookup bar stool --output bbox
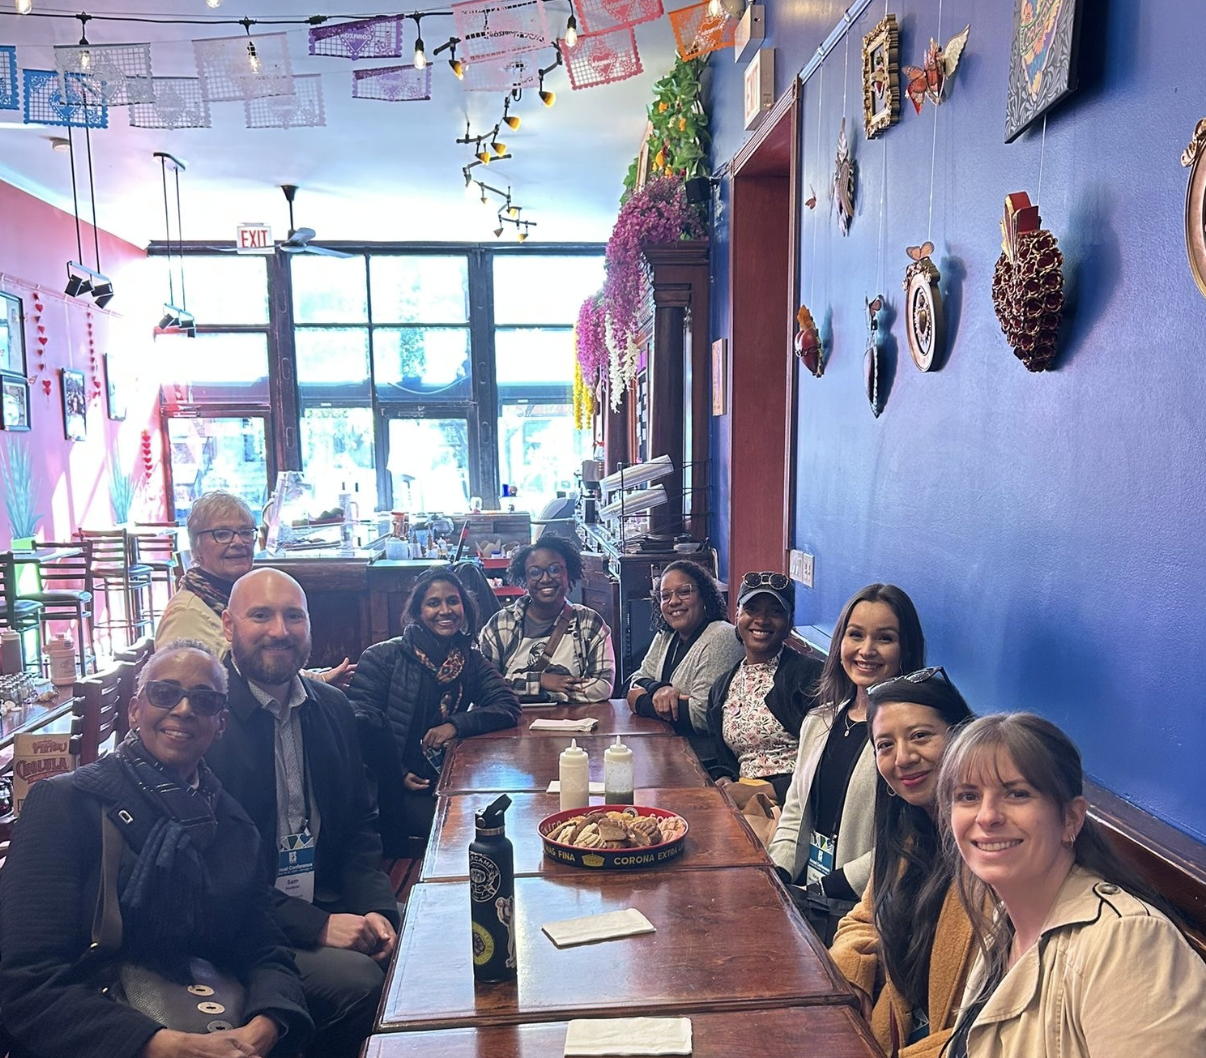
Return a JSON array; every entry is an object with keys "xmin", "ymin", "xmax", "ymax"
[
  {"xmin": 76, "ymin": 529, "xmax": 153, "ymax": 655},
  {"xmin": 131, "ymin": 532, "xmax": 180, "ymax": 626},
  {"xmin": 0, "ymin": 551, "xmax": 43, "ymax": 673},
  {"xmin": 21, "ymin": 539, "xmax": 97, "ymax": 677}
]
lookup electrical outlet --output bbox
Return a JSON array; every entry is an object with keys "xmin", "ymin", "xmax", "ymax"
[{"xmin": 789, "ymin": 549, "xmax": 814, "ymax": 588}]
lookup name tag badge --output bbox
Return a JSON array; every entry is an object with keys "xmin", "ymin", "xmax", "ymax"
[
  {"xmin": 806, "ymin": 830, "xmax": 835, "ymax": 887},
  {"xmin": 276, "ymin": 827, "xmax": 316, "ymax": 903}
]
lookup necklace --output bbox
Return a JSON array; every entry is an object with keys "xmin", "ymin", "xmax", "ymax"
[{"xmin": 843, "ymin": 707, "xmax": 865, "ymax": 737}]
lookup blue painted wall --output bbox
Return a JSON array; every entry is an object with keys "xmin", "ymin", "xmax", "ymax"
[{"xmin": 707, "ymin": 0, "xmax": 1206, "ymax": 841}]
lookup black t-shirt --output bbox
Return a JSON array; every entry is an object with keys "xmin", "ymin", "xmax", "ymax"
[{"xmin": 808, "ymin": 703, "xmax": 869, "ymax": 898}]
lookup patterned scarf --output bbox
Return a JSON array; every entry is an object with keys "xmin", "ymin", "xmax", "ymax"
[
  {"xmin": 111, "ymin": 731, "xmax": 221, "ymax": 952},
  {"xmin": 180, "ymin": 566, "xmax": 235, "ymax": 618},
  {"xmin": 408, "ymin": 626, "xmax": 467, "ymax": 720}
]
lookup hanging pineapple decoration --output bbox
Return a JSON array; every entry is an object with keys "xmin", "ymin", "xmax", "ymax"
[
  {"xmin": 794, "ymin": 304, "xmax": 824, "ymax": 378},
  {"xmin": 991, "ymin": 192, "xmax": 1065, "ymax": 371},
  {"xmin": 863, "ymin": 295, "xmax": 885, "ymax": 416}
]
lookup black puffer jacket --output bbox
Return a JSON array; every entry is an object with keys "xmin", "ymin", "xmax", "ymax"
[{"xmin": 347, "ymin": 626, "xmax": 521, "ymax": 850}]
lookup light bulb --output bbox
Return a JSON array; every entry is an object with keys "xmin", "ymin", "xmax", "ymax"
[
  {"xmin": 414, "ymin": 38, "xmax": 427, "ymax": 70},
  {"xmin": 79, "ymin": 49, "xmax": 91, "ymax": 71},
  {"xmin": 504, "ymin": 113, "xmax": 520, "ymax": 130},
  {"xmin": 564, "ymin": 15, "xmax": 578, "ymax": 47},
  {"xmin": 707, "ymin": 0, "xmax": 723, "ymax": 16},
  {"xmin": 15, "ymin": 0, "xmax": 33, "ymax": 13},
  {"xmin": 206, "ymin": 0, "xmax": 221, "ymax": 7},
  {"xmin": 247, "ymin": 41, "xmax": 261, "ymax": 73}
]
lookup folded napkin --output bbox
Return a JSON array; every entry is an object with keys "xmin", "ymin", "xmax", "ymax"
[
  {"xmin": 564, "ymin": 1017, "xmax": 693, "ymax": 1056},
  {"xmin": 547, "ymin": 780, "xmax": 606, "ymax": 795},
  {"xmin": 530, "ymin": 717, "xmax": 599, "ymax": 732},
  {"xmin": 542, "ymin": 907, "xmax": 656, "ymax": 948}
]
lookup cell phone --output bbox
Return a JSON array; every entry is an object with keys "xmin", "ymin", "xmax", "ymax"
[{"xmin": 422, "ymin": 742, "xmax": 446, "ymax": 779}]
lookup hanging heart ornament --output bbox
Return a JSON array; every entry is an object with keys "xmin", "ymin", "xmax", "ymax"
[
  {"xmin": 991, "ymin": 191, "xmax": 1065, "ymax": 371},
  {"xmin": 794, "ymin": 304, "xmax": 824, "ymax": 377}
]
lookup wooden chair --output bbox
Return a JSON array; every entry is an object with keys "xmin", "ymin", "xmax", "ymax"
[
  {"xmin": 71, "ymin": 662, "xmax": 129, "ymax": 765},
  {"xmin": 21, "ymin": 539, "xmax": 96, "ymax": 677},
  {"xmin": 76, "ymin": 530, "xmax": 153, "ymax": 655},
  {"xmin": 114, "ymin": 636, "xmax": 154, "ymax": 739},
  {"xmin": 131, "ymin": 533, "xmax": 180, "ymax": 628},
  {"xmin": 0, "ymin": 552, "xmax": 43, "ymax": 673}
]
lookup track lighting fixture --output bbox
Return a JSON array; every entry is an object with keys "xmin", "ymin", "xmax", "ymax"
[
  {"xmin": 564, "ymin": 8, "xmax": 578, "ymax": 48},
  {"xmin": 15, "ymin": 0, "xmax": 33, "ymax": 13},
  {"xmin": 434, "ymin": 38, "xmax": 464, "ymax": 78},
  {"xmin": 503, "ymin": 97, "xmax": 521, "ymax": 130},
  {"xmin": 156, "ymin": 304, "xmax": 196, "ymax": 336},
  {"xmin": 493, "ymin": 225, "xmax": 505, "ymax": 238},
  {"xmin": 491, "ymin": 138, "xmax": 507, "ymax": 157},
  {"xmin": 412, "ymin": 15, "xmax": 427, "ymax": 70},
  {"xmin": 518, "ymin": 224, "xmax": 530, "ymax": 243},
  {"xmin": 65, "ymin": 263, "xmax": 113, "ymax": 305},
  {"xmin": 477, "ymin": 145, "xmax": 491, "ymax": 165},
  {"xmin": 538, "ymin": 47, "xmax": 563, "ymax": 107},
  {"xmin": 539, "ymin": 82, "xmax": 555, "ymax": 106},
  {"xmin": 154, "ymin": 152, "xmax": 195, "ymax": 334}
]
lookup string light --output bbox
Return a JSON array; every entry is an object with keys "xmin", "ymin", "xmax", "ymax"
[
  {"xmin": 76, "ymin": 13, "xmax": 91, "ymax": 71},
  {"xmin": 15, "ymin": 0, "xmax": 33, "ymax": 13},
  {"xmin": 412, "ymin": 14, "xmax": 426, "ymax": 70},
  {"xmin": 564, "ymin": 12, "xmax": 578, "ymax": 47},
  {"xmin": 206, "ymin": 0, "xmax": 222, "ymax": 7},
  {"xmin": 707, "ymin": 0, "xmax": 723, "ymax": 16}
]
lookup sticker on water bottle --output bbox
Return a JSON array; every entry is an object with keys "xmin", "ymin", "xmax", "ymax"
[{"xmin": 469, "ymin": 850, "xmax": 501, "ymax": 902}]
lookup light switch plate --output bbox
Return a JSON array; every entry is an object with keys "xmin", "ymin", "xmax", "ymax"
[{"xmin": 789, "ymin": 549, "xmax": 814, "ymax": 588}]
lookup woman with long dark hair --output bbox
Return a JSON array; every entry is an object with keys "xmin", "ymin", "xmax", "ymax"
[
  {"xmin": 348, "ymin": 567, "xmax": 520, "ymax": 852},
  {"xmin": 829, "ymin": 668, "xmax": 975, "ymax": 1057},
  {"xmin": 768, "ymin": 583, "xmax": 925, "ymax": 941},
  {"xmin": 626, "ymin": 560, "xmax": 743, "ymax": 735},
  {"xmin": 938, "ymin": 714, "xmax": 1206, "ymax": 1058}
]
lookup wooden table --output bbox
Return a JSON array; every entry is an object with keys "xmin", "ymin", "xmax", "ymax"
[
  {"xmin": 421, "ymin": 786, "xmax": 770, "ymax": 882},
  {"xmin": 437, "ymin": 732, "xmax": 707, "ymax": 795},
  {"xmin": 378, "ymin": 867, "xmax": 851, "ymax": 1031},
  {"xmin": 477, "ymin": 699, "xmax": 672, "ymax": 739},
  {"xmin": 365, "ymin": 1005, "xmax": 884, "ymax": 1057}
]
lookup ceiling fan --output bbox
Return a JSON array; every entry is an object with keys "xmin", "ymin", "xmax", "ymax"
[{"xmin": 218, "ymin": 184, "xmax": 352, "ymax": 258}]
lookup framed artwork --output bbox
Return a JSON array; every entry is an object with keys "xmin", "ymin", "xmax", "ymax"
[
  {"xmin": 104, "ymin": 352, "xmax": 127, "ymax": 420},
  {"xmin": 0, "ymin": 290, "xmax": 26, "ymax": 377},
  {"xmin": 0, "ymin": 371, "xmax": 30, "ymax": 432},
  {"xmin": 60, "ymin": 368, "xmax": 87, "ymax": 441},
  {"xmin": 1004, "ymin": 0, "xmax": 1083, "ymax": 143},
  {"xmin": 861, "ymin": 14, "xmax": 900, "ymax": 139},
  {"xmin": 711, "ymin": 338, "xmax": 728, "ymax": 415}
]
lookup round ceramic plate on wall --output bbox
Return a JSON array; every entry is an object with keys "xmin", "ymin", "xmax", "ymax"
[{"xmin": 1183, "ymin": 118, "xmax": 1206, "ymax": 300}]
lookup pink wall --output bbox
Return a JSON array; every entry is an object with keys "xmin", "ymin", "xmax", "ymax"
[{"xmin": 0, "ymin": 179, "xmax": 166, "ymax": 546}]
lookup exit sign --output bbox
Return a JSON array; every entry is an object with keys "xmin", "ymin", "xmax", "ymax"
[{"xmin": 236, "ymin": 223, "xmax": 273, "ymax": 253}]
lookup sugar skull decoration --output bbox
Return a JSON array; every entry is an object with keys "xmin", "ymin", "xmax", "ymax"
[
  {"xmin": 863, "ymin": 294, "xmax": 884, "ymax": 417},
  {"xmin": 903, "ymin": 241, "xmax": 945, "ymax": 371},
  {"xmin": 903, "ymin": 24, "xmax": 970, "ymax": 114},
  {"xmin": 794, "ymin": 304, "xmax": 824, "ymax": 378},
  {"xmin": 832, "ymin": 118, "xmax": 856, "ymax": 235},
  {"xmin": 991, "ymin": 191, "xmax": 1065, "ymax": 372}
]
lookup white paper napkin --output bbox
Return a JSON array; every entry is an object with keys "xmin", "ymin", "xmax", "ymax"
[
  {"xmin": 542, "ymin": 907, "xmax": 656, "ymax": 948},
  {"xmin": 546, "ymin": 780, "xmax": 606, "ymax": 795},
  {"xmin": 530, "ymin": 718, "xmax": 599, "ymax": 732},
  {"xmin": 564, "ymin": 1017, "xmax": 692, "ymax": 1056}
]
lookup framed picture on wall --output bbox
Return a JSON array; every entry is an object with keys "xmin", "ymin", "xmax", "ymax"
[
  {"xmin": 1004, "ymin": 0, "xmax": 1084, "ymax": 143},
  {"xmin": 60, "ymin": 367, "xmax": 87, "ymax": 441},
  {"xmin": 0, "ymin": 371, "xmax": 30, "ymax": 432},
  {"xmin": 711, "ymin": 338, "xmax": 728, "ymax": 415},
  {"xmin": 104, "ymin": 352, "xmax": 126, "ymax": 421},
  {"xmin": 0, "ymin": 290, "xmax": 26, "ymax": 378}
]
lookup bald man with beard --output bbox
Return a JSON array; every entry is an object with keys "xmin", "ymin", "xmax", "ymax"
[{"xmin": 203, "ymin": 568, "xmax": 398, "ymax": 1058}]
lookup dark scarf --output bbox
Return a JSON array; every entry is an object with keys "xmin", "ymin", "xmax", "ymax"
[
  {"xmin": 180, "ymin": 566, "xmax": 235, "ymax": 617},
  {"xmin": 102, "ymin": 732, "xmax": 221, "ymax": 956},
  {"xmin": 406, "ymin": 625, "xmax": 468, "ymax": 720}
]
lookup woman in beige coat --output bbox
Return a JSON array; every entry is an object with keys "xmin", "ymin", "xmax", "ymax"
[{"xmin": 938, "ymin": 713, "xmax": 1206, "ymax": 1058}]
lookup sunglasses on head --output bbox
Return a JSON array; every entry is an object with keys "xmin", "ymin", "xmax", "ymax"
[
  {"xmin": 742, "ymin": 571, "xmax": 790, "ymax": 592},
  {"xmin": 141, "ymin": 680, "xmax": 228, "ymax": 716},
  {"xmin": 868, "ymin": 666, "xmax": 949, "ymax": 695}
]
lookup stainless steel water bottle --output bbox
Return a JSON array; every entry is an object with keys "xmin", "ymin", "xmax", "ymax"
[{"xmin": 468, "ymin": 793, "xmax": 516, "ymax": 983}]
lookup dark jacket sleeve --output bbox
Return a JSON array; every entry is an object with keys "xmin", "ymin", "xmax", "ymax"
[
  {"xmin": 448, "ymin": 649, "xmax": 522, "ymax": 737},
  {"xmin": 764, "ymin": 651, "xmax": 824, "ymax": 737},
  {"xmin": 0, "ymin": 778, "xmax": 163, "ymax": 1058},
  {"xmin": 703, "ymin": 663, "xmax": 741, "ymax": 781}
]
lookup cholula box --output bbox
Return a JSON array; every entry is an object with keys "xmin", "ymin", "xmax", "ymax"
[{"xmin": 12, "ymin": 733, "xmax": 74, "ymax": 815}]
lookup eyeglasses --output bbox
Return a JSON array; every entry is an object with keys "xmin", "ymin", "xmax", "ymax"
[
  {"xmin": 141, "ymin": 680, "xmax": 228, "ymax": 716},
  {"xmin": 199, "ymin": 527, "xmax": 257, "ymax": 545},
  {"xmin": 868, "ymin": 666, "xmax": 949, "ymax": 695},
  {"xmin": 658, "ymin": 586, "xmax": 698, "ymax": 603},
  {"xmin": 525, "ymin": 563, "xmax": 565, "ymax": 582},
  {"xmin": 742, "ymin": 571, "xmax": 790, "ymax": 591}
]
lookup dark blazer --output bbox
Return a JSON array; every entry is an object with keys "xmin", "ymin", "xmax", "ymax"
[
  {"xmin": 0, "ymin": 760, "xmax": 311, "ymax": 1058},
  {"xmin": 204, "ymin": 662, "xmax": 399, "ymax": 949},
  {"xmin": 702, "ymin": 648, "xmax": 823, "ymax": 792}
]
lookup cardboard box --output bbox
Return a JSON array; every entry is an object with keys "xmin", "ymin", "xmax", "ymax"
[{"xmin": 12, "ymin": 733, "xmax": 74, "ymax": 815}]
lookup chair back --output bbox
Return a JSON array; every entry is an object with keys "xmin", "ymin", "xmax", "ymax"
[
  {"xmin": 132, "ymin": 532, "xmax": 180, "ymax": 580},
  {"xmin": 77, "ymin": 528, "xmax": 135, "ymax": 573},
  {"xmin": 0, "ymin": 551, "xmax": 18, "ymax": 623},
  {"xmin": 114, "ymin": 636, "xmax": 154, "ymax": 737},
  {"xmin": 34, "ymin": 540, "xmax": 95, "ymax": 595},
  {"xmin": 72, "ymin": 662, "xmax": 129, "ymax": 765}
]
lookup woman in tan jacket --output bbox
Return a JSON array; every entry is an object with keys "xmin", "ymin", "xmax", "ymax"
[
  {"xmin": 830, "ymin": 668, "xmax": 975, "ymax": 1057},
  {"xmin": 939, "ymin": 713, "xmax": 1206, "ymax": 1058}
]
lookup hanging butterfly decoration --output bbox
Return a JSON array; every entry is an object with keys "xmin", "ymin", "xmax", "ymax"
[
  {"xmin": 832, "ymin": 118, "xmax": 856, "ymax": 235},
  {"xmin": 903, "ymin": 242, "xmax": 945, "ymax": 372},
  {"xmin": 805, "ymin": 184, "xmax": 817, "ymax": 210},
  {"xmin": 794, "ymin": 304, "xmax": 824, "ymax": 378},
  {"xmin": 863, "ymin": 295, "xmax": 885, "ymax": 417},
  {"xmin": 903, "ymin": 24, "xmax": 971, "ymax": 114},
  {"xmin": 991, "ymin": 191, "xmax": 1065, "ymax": 371}
]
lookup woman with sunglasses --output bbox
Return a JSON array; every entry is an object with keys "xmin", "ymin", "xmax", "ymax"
[
  {"xmin": 626, "ymin": 561, "xmax": 743, "ymax": 735},
  {"xmin": 938, "ymin": 714, "xmax": 1206, "ymax": 1058},
  {"xmin": 768, "ymin": 583, "xmax": 925, "ymax": 942},
  {"xmin": 478, "ymin": 535, "xmax": 615, "ymax": 703},
  {"xmin": 157, "ymin": 490, "xmax": 354, "ymax": 689},
  {"xmin": 347, "ymin": 567, "xmax": 521, "ymax": 854},
  {"xmin": 700, "ymin": 573, "xmax": 823, "ymax": 805},
  {"xmin": 829, "ymin": 668, "xmax": 976, "ymax": 1057},
  {"xmin": 0, "ymin": 639, "xmax": 312, "ymax": 1058}
]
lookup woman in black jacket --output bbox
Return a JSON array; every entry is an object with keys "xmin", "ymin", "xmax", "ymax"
[
  {"xmin": 346, "ymin": 567, "xmax": 521, "ymax": 853},
  {"xmin": 703, "ymin": 573, "xmax": 822, "ymax": 804},
  {"xmin": 0, "ymin": 639, "xmax": 311, "ymax": 1058}
]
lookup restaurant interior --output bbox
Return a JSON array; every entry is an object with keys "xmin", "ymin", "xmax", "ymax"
[{"xmin": 2, "ymin": 0, "xmax": 1206, "ymax": 1054}]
